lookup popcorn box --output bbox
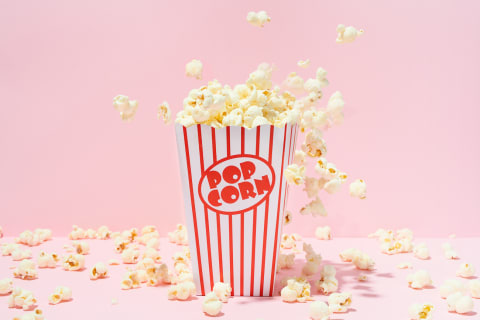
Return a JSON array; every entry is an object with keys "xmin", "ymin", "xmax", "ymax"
[{"xmin": 175, "ymin": 123, "xmax": 298, "ymax": 296}]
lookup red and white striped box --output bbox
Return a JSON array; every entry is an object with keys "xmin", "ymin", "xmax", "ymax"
[{"xmin": 175, "ymin": 123, "xmax": 298, "ymax": 297}]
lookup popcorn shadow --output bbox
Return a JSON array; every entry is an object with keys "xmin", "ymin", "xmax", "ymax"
[{"xmin": 448, "ymin": 311, "xmax": 477, "ymax": 317}]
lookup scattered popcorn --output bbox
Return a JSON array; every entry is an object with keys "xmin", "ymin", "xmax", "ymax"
[
  {"xmin": 12, "ymin": 308, "xmax": 44, "ymax": 320},
  {"xmin": 300, "ymin": 197, "xmax": 327, "ymax": 217},
  {"xmin": 142, "ymin": 247, "xmax": 162, "ymax": 263},
  {"xmin": 349, "ymin": 179, "xmax": 366, "ymax": 199},
  {"xmin": 96, "ymin": 225, "xmax": 112, "ymax": 239},
  {"xmin": 202, "ymin": 291, "xmax": 223, "ymax": 316},
  {"xmin": 157, "ymin": 101, "xmax": 172, "ymax": 124},
  {"xmin": 121, "ymin": 270, "xmax": 141, "ymax": 290},
  {"xmin": 11, "ymin": 248, "xmax": 32, "ymax": 261},
  {"xmin": 309, "ymin": 300, "xmax": 330, "ymax": 320},
  {"xmin": 90, "ymin": 262, "xmax": 108, "ymax": 280},
  {"xmin": 408, "ymin": 303, "xmax": 434, "ymax": 320},
  {"xmin": 121, "ymin": 228, "xmax": 139, "ymax": 242},
  {"xmin": 302, "ymin": 243, "xmax": 322, "ymax": 276},
  {"xmin": 315, "ymin": 226, "xmax": 331, "ymax": 240},
  {"xmin": 185, "ymin": 59, "xmax": 203, "ymax": 80},
  {"xmin": 168, "ymin": 224, "xmax": 188, "ymax": 245},
  {"xmin": 294, "ymin": 150, "xmax": 306, "ymax": 166},
  {"xmin": 0, "ymin": 278, "xmax": 13, "ymax": 294},
  {"xmin": 285, "ymin": 164, "xmax": 306, "ymax": 185},
  {"xmin": 284, "ymin": 210, "xmax": 292, "ymax": 225},
  {"xmin": 13, "ymin": 260, "xmax": 37, "ymax": 280},
  {"xmin": 397, "ymin": 262, "xmax": 413, "ymax": 269},
  {"xmin": 2, "ymin": 243, "xmax": 20, "ymax": 256},
  {"xmin": 442, "ymin": 242, "xmax": 458, "ymax": 259},
  {"xmin": 339, "ymin": 248, "xmax": 375, "ymax": 270},
  {"xmin": 336, "ymin": 24, "xmax": 364, "ymax": 43},
  {"xmin": 113, "ymin": 95, "xmax": 139, "ymax": 121},
  {"xmin": 446, "ymin": 292, "xmax": 474, "ymax": 314},
  {"xmin": 468, "ymin": 279, "xmax": 480, "ymax": 298},
  {"xmin": 439, "ymin": 279, "xmax": 465, "ymax": 298},
  {"xmin": 457, "ymin": 263, "xmax": 476, "ymax": 278},
  {"xmin": 8, "ymin": 287, "xmax": 37, "ymax": 310},
  {"xmin": 69, "ymin": 225, "xmax": 86, "ymax": 240},
  {"xmin": 37, "ymin": 251, "xmax": 59, "ymax": 268},
  {"xmin": 84, "ymin": 228, "xmax": 96, "ymax": 239},
  {"xmin": 277, "ymin": 253, "xmax": 295, "ymax": 272},
  {"xmin": 48, "ymin": 286, "xmax": 72, "ymax": 305},
  {"xmin": 62, "ymin": 254, "xmax": 85, "ymax": 271},
  {"xmin": 213, "ymin": 282, "xmax": 232, "ymax": 302},
  {"xmin": 281, "ymin": 233, "xmax": 300, "ymax": 249},
  {"xmin": 15, "ymin": 229, "xmax": 51, "ymax": 246},
  {"xmin": 407, "ymin": 270, "xmax": 432, "ymax": 289},
  {"xmin": 297, "ymin": 59, "xmax": 310, "ymax": 69},
  {"xmin": 328, "ymin": 292, "xmax": 352, "ymax": 313},
  {"xmin": 246, "ymin": 10, "xmax": 271, "ymax": 28},
  {"xmin": 121, "ymin": 247, "xmax": 140, "ymax": 264},
  {"xmin": 280, "ymin": 278, "xmax": 313, "ymax": 302},
  {"xmin": 72, "ymin": 241, "xmax": 90, "ymax": 255},
  {"xmin": 147, "ymin": 263, "xmax": 171, "ymax": 286},
  {"xmin": 167, "ymin": 281, "xmax": 196, "ymax": 300},
  {"xmin": 114, "ymin": 237, "xmax": 129, "ymax": 253},
  {"xmin": 108, "ymin": 259, "xmax": 120, "ymax": 265},
  {"xmin": 316, "ymin": 265, "xmax": 338, "ymax": 294},
  {"xmin": 413, "ymin": 243, "xmax": 430, "ymax": 260}
]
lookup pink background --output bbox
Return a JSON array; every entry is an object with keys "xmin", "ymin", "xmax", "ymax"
[{"xmin": 1, "ymin": 0, "xmax": 479, "ymax": 237}]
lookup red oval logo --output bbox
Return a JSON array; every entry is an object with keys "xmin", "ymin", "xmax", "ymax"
[{"xmin": 198, "ymin": 155, "xmax": 275, "ymax": 215}]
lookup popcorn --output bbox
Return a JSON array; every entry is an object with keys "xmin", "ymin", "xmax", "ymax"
[
  {"xmin": 62, "ymin": 254, "xmax": 85, "ymax": 271},
  {"xmin": 349, "ymin": 179, "xmax": 366, "ymax": 199},
  {"xmin": 457, "ymin": 263, "xmax": 476, "ymax": 278},
  {"xmin": 121, "ymin": 228, "xmax": 139, "ymax": 242},
  {"xmin": 246, "ymin": 10, "xmax": 271, "ymax": 28},
  {"xmin": 8, "ymin": 287, "xmax": 37, "ymax": 310},
  {"xmin": 339, "ymin": 248, "xmax": 375, "ymax": 270},
  {"xmin": 90, "ymin": 262, "xmax": 108, "ymax": 280},
  {"xmin": 284, "ymin": 210, "xmax": 292, "ymax": 225},
  {"xmin": 280, "ymin": 278, "xmax": 312, "ymax": 302},
  {"xmin": 84, "ymin": 228, "xmax": 96, "ymax": 239},
  {"xmin": 293, "ymin": 150, "xmax": 306, "ymax": 166},
  {"xmin": 396, "ymin": 228, "xmax": 414, "ymax": 240},
  {"xmin": 326, "ymin": 91, "xmax": 344, "ymax": 124},
  {"xmin": 446, "ymin": 292, "xmax": 474, "ymax": 314},
  {"xmin": 442, "ymin": 242, "xmax": 458, "ymax": 259},
  {"xmin": 298, "ymin": 59, "xmax": 310, "ymax": 69},
  {"xmin": 96, "ymin": 225, "xmax": 111, "ymax": 239},
  {"xmin": 468, "ymin": 279, "xmax": 480, "ymax": 298},
  {"xmin": 158, "ymin": 101, "xmax": 172, "ymax": 124},
  {"xmin": 413, "ymin": 243, "xmax": 430, "ymax": 260},
  {"xmin": 380, "ymin": 238, "xmax": 413, "ymax": 255},
  {"xmin": 142, "ymin": 247, "xmax": 162, "ymax": 263},
  {"xmin": 69, "ymin": 225, "xmax": 86, "ymax": 240},
  {"xmin": 280, "ymin": 233, "xmax": 300, "ymax": 249},
  {"xmin": 315, "ymin": 265, "xmax": 338, "ymax": 294},
  {"xmin": 285, "ymin": 164, "xmax": 306, "ymax": 185},
  {"xmin": 439, "ymin": 279, "xmax": 465, "ymax": 298},
  {"xmin": 15, "ymin": 230, "xmax": 48, "ymax": 246},
  {"xmin": 113, "ymin": 95, "xmax": 139, "ymax": 121},
  {"xmin": 323, "ymin": 178, "xmax": 342, "ymax": 194},
  {"xmin": 213, "ymin": 282, "xmax": 232, "ymax": 302},
  {"xmin": 449, "ymin": 233, "xmax": 456, "ymax": 239},
  {"xmin": 300, "ymin": 197, "xmax": 327, "ymax": 217},
  {"xmin": 2, "ymin": 243, "xmax": 20, "ymax": 256},
  {"xmin": 185, "ymin": 59, "xmax": 203, "ymax": 80},
  {"xmin": 167, "ymin": 281, "xmax": 196, "ymax": 300},
  {"xmin": 48, "ymin": 286, "xmax": 72, "ymax": 304},
  {"xmin": 114, "ymin": 237, "xmax": 129, "ymax": 253},
  {"xmin": 37, "ymin": 251, "xmax": 59, "ymax": 268},
  {"xmin": 316, "ymin": 68, "xmax": 329, "ymax": 88},
  {"xmin": 12, "ymin": 308, "xmax": 44, "ymax": 320},
  {"xmin": 0, "ymin": 278, "xmax": 13, "ymax": 294},
  {"xmin": 315, "ymin": 226, "xmax": 332, "ymax": 240},
  {"xmin": 13, "ymin": 260, "xmax": 37, "ymax": 280},
  {"xmin": 408, "ymin": 303, "xmax": 434, "ymax": 320},
  {"xmin": 121, "ymin": 247, "xmax": 140, "ymax": 264},
  {"xmin": 121, "ymin": 270, "xmax": 141, "ymax": 290},
  {"xmin": 202, "ymin": 292, "xmax": 223, "ymax": 316},
  {"xmin": 147, "ymin": 263, "xmax": 171, "ymax": 286},
  {"xmin": 303, "ymin": 177, "xmax": 321, "ymax": 198},
  {"xmin": 11, "ymin": 248, "xmax": 32, "ymax": 261},
  {"xmin": 309, "ymin": 300, "xmax": 330, "ymax": 320},
  {"xmin": 108, "ymin": 259, "xmax": 120, "ymax": 265},
  {"xmin": 277, "ymin": 253, "xmax": 295, "ymax": 272},
  {"xmin": 302, "ymin": 243, "xmax": 322, "ymax": 276},
  {"xmin": 397, "ymin": 262, "xmax": 413, "ymax": 269},
  {"xmin": 328, "ymin": 292, "xmax": 352, "ymax": 313},
  {"xmin": 407, "ymin": 270, "xmax": 432, "ymax": 289},
  {"xmin": 168, "ymin": 224, "xmax": 188, "ymax": 245},
  {"xmin": 336, "ymin": 24, "xmax": 364, "ymax": 44},
  {"xmin": 72, "ymin": 241, "xmax": 90, "ymax": 255}
]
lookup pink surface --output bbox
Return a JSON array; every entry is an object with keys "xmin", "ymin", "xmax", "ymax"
[
  {"xmin": 1, "ymin": 0, "xmax": 480, "ymax": 237},
  {"xmin": 1, "ymin": 236, "xmax": 479, "ymax": 319}
]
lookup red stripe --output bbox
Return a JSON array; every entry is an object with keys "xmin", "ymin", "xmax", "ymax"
[
  {"xmin": 269, "ymin": 125, "xmax": 290, "ymax": 296},
  {"xmin": 259, "ymin": 126, "xmax": 275, "ymax": 296},
  {"xmin": 197, "ymin": 125, "xmax": 214, "ymax": 291},
  {"xmin": 240, "ymin": 127, "xmax": 245, "ymax": 296},
  {"xmin": 241, "ymin": 127, "xmax": 245, "ymax": 155},
  {"xmin": 226, "ymin": 127, "xmax": 231, "ymax": 157},
  {"xmin": 229, "ymin": 214, "xmax": 234, "ymax": 296},
  {"xmin": 211, "ymin": 128, "xmax": 223, "ymax": 283},
  {"xmin": 250, "ymin": 207, "xmax": 257, "ymax": 296},
  {"xmin": 182, "ymin": 126, "xmax": 205, "ymax": 295}
]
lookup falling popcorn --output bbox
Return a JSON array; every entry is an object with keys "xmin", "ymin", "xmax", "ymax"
[
  {"xmin": 349, "ymin": 179, "xmax": 366, "ymax": 199},
  {"xmin": 246, "ymin": 10, "xmax": 271, "ymax": 27},
  {"xmin": 309, "ymin": 300, "xmax": 330, "ymax": 320},
  {"xmin": 284, "ymin": 210, "xmax": 292, "ymax": 225},
  {"xmin": 336, "ymin": 24, "xmax": 364, "ymax": 43},
  {"xmin": 48, "ymin": 286, "xmax": 73, "ymax": 305},
  {"xmin": 185, "ymin": 59, "xmax": 203, "ymax": 80},
  {"xmin": 285, "ymin": 164, "xmax": 306, "ymax": 185},
  {"xmin": 446, "ymin": 292, "xmax": 474, "ymax": 314},
  {"xmin": 280, "ymin": 278, "xmax": 313, "ymax": 302},
  {"xmin": 300, "ymin": 197, "xmax": 327, "ymax": 217},
  {"xmin": 407, "ymin": 270, "xmax": 432, "ymax": 289},
  {"xmin": 90, "ymin": 262, "xmax": 109, "ymax": 280},
  {"xmin": 8, "ymin": 287, "xmax": 37, "ymax": 311},
  {"xmin": 408, "ymin": 303, "xmax": 434, "ymax": 320},
  {"xmin": 113, "ymin": 95, "xmax": 139, "ymax": 121},
  {"xmin": 297, "ymin": 59, "xmax": 310, "ymax": 69},
  {"xmin": 315, "ymin": 226, "xmax": 332, "ymax": 240},
  {"xmin": 457, "ymin": 263, "xmax": 476, "ymax": 278},
  {"xmin": 0, "ymin": 278, "xmax": 13, "ymax": 294},
  {"xmin": 202, "ymin": 292, "xmax": 223, "ymax": 316},
  {"xmin": 277, "ymin": 253, "xmax": 295, "ymax": 272},
  {"xmin": 158, "ymin": 101, "xmax": 172, "ymax": 124},
  {"xmin": 328, "ymin": 292, "xmax": 352, "ymax": 313},
  {"xmin": 213, "ymin": 282, "xmax": 232, "ymax": 302}
]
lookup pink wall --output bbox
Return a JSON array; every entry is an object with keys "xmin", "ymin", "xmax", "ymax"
[{"xmin": 1, "ymin": 0, "xmax": 479, "ymax": 237}]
